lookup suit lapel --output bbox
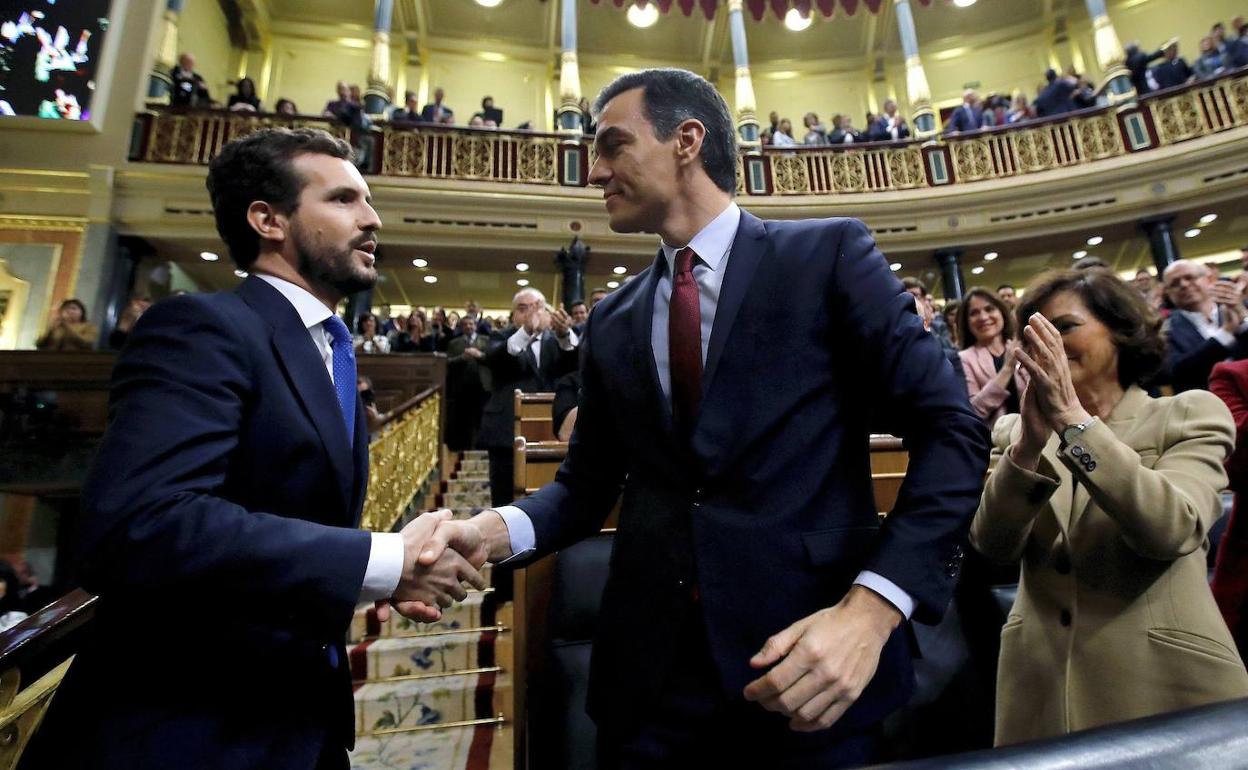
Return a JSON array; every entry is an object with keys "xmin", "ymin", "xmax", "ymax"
[
  {"xmin": 236, "ymin": 278, "xmax": 354, "ymax": 512},
  {"xmin": 702, "ymin": 211, "xmax": 768, "ymax": 398}
]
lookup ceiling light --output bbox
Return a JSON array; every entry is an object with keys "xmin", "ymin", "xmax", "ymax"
[
  {"xmin": 412, "ymin": 258, "xmax": 428, "ymax": 268},
  {"xmin": 612, "ymin": 266, "xmax": 627, "ymax": 274},
  {"xmin": 234, "ymin": 269, "xmax": 248, "ymax": 278},
  {"xmin": 971, "ymin": 266, "xmax": 985, "ymax": 275},
  {"xmin": 889, "ymin": 262, "xmax": 902, "ymax": 272},
  {"xmin": 953, "ymin": 0, "xmax": 977, "ymax": 7},
  {"xmin": 474, "ymin": 0, "xmax": 504, "ymax": 7},
  {"xmin": 1073, "ymin": 250, "xmax": 1088, "ymax": 259},
  {"xmin": 516, "ymin": 278, "xmax": 529, "ymax": 286},
  {"xmin": 423, "ymin": 275, "xmax": 438, "ymax": 283},
  {"xmin": 515, "ymin": 262, "xmax": 529, "ymax": 272},
  {"xmin": 1185, "ymin": 228, "xmax": 1202, "ymax": 238},
  {"xmin": 1200, "ymin": 213, "xmax": 1218, "ymax": 224},
  {"xmin": 983, "ymin": 252, "xmax": 998, "ymax": 261},
  {"xmin": 1086, "ymin": 236, "xmax": 1103, "ymax": 246},
  {"xmin": 626, "ymin": 3, "xmax": 659, "ymax": 28},
  {"xmin": 200, "ymin": 251, "xmax": 219, "ymax": 262},
  {"xmin": 784, "ymin": 7, "xmax": 812, "ymax": 31},
  {"xmin": 607, "ymin": 280, "xmax": 620, "ymax": 289}
]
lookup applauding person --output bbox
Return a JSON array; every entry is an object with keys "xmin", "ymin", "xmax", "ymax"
[{"xmin": 972, "ymin": 269, "xmax": 1248, "ymax": 746}]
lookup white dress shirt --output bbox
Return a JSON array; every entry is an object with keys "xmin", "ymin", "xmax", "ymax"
[
  {"xmin": 256, "ymin": 274, "xmax": 404, "ymax": 604},
  {"xmin": 1178, "ymin": 305, "xmax": 1248, "ymax": 349},
  {"xmin": 493, "ymin": 204, "xmax": 916, "ymax": 619},
  {"xmin": 506, "ymin": 326, "xmax": 578, "ymax": 359}
]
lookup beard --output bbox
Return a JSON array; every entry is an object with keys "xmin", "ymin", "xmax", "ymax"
[{"xmin": 292, "ymin": 224, "xmax": 378, "ymax": 296}]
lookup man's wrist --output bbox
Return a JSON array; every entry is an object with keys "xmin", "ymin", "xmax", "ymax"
[
  {"xmin": 844, "ymin": 584, "xmax": 903, "ymax": 635},
  {"xmin": 473, "ymin": 509, "xmax": 515, "ymax": 563}
]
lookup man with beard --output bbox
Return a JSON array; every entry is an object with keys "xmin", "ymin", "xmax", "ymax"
[{"xmin": 22, "ymin": 128, "xmax": 487, "ymax": 770}]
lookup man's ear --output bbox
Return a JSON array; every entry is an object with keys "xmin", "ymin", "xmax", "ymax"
[
  {"xmin": 246, "ymin": 201, "xmax": 288, "ymax": 247},
  {"xmin": 674, "ymin": 118, "xmax": 707, "ymax": 168}
]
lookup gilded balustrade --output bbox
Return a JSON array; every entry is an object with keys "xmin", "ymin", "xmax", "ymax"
[
  {"xmin": 134, "ymin": 110, "xmax": 350, "ymax": 165},
  {"xmin": 379, "ymin": 128, "xmax": 560, "ymax": 184},
  {"xmin": 361, "ymin": 391, "xmax": 441, "ymax": 533}
]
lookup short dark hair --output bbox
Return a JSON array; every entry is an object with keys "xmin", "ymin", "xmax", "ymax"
[
  {"xmin": 1072, "ymin": 256, "xmax": 1109, "ymax": 271},
  {"xmin": 997, "ymin": 284, "xmax": 1016, "ymax": 293},
  {"xmin": 593, "ymin": 68, "xmax": 737, "ymax": 193},
  {"xmin": 206, "ymin": 127, "xmax": 353, "ymax": 270},
  {"xmin": 901, "ymin": 277, "xmax": 928, "ymax": 296},
  {"xmin": 958, "ymin": 287, "xmax": 1016, "ymax": 349},
  {"xmin": 1016, "ymin": 269, "xmax": 1164, "ymax": 389},
  {"xmin": 356, "ymin": 312, "xmax": 379, "ymax": 334},
  {"xmin": 590, "ymin": 286, "xmax": 608, "ymax": 295},
  {"xmin": 570, "ymin": 300, "xmax": 587, "ymax": 310}
]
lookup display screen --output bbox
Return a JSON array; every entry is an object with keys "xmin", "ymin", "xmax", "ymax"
[{"xmin": 0, "ymin": 1, "xmax": 112, "ymax": 120}]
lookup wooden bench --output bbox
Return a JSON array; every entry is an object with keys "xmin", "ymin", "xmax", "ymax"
[{"xmin": 514, "ymin": 390, "xmax": 555, "ymax": 442}]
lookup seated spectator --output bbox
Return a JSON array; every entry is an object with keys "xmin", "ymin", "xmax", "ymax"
[
  {"xmin": 274, "ymin": 98, "xmax": 298, "ymax": 116},
  {"xmin": 392, "ymin": 313, "xmax": 433, "ymax": 353},
  {"xmin": 323, "ymin": 81, "xmax": 363, "ymax": 128},
  {"xmin": 1034, "ymin": 68, "xmax": 1077, "ymax": 117},
  {"xmin": 228, "ymin": 77, "xmax": 261, "ymax": 113},
  {"xmin": 1150, "ymin": 38, "xmax": 1194, "ymax": 90},
  {"xmin": 1195, "ymin": 35, "xmax": 1226, "ymax": 79},
  {"xmin": 421, "ymin": 87, "xmax": 454, "ymax": 124},
  {"xmin": 1006, "ymin": 93, "xmax": 1035, "ymax": 124},
  {"xmin": 1163, "ymin": 259, "xmax": 1248, "ymax": 392},
  {"xmin": 868, "ymin": 99, "xmax": 910, "ymax": 141},
  {"xmin": 801, "ymin": 112, "xmax": 827, "ymax": 145},
  {"xmin": 479, "ymin": 95, "xmax": 503, "ymax": 125},
  {"xmin": 391, "ymin": 91, "xmax": 421, "ymax": 122},
  {"xmin": 958, "ymin": 287, "xmax": 1026, "ymax": 427},
  {"xmin": 973, "ymin": 268, "xmax": 1248, "ymax": 746},
  {"xmin": 352, "ymin": 312, "xmax": 390, "ymax": 354},
  {"xmin": 1210, "ymin": 358, "xmax": 1248, "ymax": 658},
  {"xmin": 771, "ymin": 117, "xmax": 797, "ymax": 147},
  {"xmin": 36, "ymin": 299, "xmax": 96, "ymax": 351},
  {"xmin": 945, "ymin": 89, "xmax": 986, "ymax": 134},
  {"xmin": 169, "ymin": 52, "xmax": 211, "ymax": 108},
  {"xmin": 108, "ymin": 295, "xmax": 151, "ymax": 350}
]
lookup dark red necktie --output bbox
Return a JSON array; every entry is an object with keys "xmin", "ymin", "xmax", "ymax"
[{"xmin": 669, "ymin": 246, "xmax": 702, "ymax": 433}]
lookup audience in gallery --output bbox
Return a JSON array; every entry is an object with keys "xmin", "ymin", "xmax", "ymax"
[
  {"xmin": 973, "ymin": 267, "xmax": 1248, "ymax": 745},
  {"xmin": 35, "ymin": 299, "xmax": 96, "ymax": 352},
  {"xmin": 958, "ymin": 287, "xmax": 1028, "ymax": 429},
  {"xmin": 1161, "ymin": 259, "xmax": 1248, "ymax": 394},
  {"xmin": 996, "ymin": 284, "xmax": 1017, "ymax": 310},
  {"xmin": 169, "ymin": 52, "xmax": 211, "ymax": 108},
  {"xmin": 227, "ymin": 77, "xmax": 261, "ymax": 113},
  {"xmin": 107, "ymin": 295, "xmax": 151, "ymax": 350},
  {"xmin": 352, "ymin": 312, "xmax": 391, "ymax": 354},
  {"xmin": 420, "ymin": 86, "xmax": 455, "ymax": 124},
  {"xmin": 390, "ymin": 90, "xmax": 422, "ymax": 122}
]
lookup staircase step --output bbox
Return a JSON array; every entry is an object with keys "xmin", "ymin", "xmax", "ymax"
[
  {"xmin": 351, "ymin": 629, "xmax": 505, "ymax": 681},
  {"xmin": 355, "ymin": 670, "xmax": 512, "ymax": 734},
  {"xmin": 445, "ymin": 478, "xmax": 491, "ymax": 494},
  {"xmin": 443, "ymin": 490, "xmax": 492, "ymax": 509},
  {"xmin": 350, "ymin": 591, "xmax": 495, "ymax": 643},
  {"xmin": 350, "ymin": 723, "xmax": 509, "ymax": 770}
]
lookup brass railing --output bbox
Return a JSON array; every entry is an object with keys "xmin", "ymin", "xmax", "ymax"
[
  {"xmin": 361, "ymin": 387, "xmax": 442, "ymax": 533},
  {"xmin": 128, "ymin": 68, "xmax": 1248, "ymax": 193}
]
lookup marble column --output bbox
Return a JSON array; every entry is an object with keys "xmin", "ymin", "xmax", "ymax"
[
  {"xmin": 556, "ymin": 0, "xmax": 584, "ymax": 133},
  {"xmin": 148, "ymin": 0, "xmax": 185, "ymax": 100},
  {"xmin": 364, "ymin": 0, "xmax": 395, "ymax": 114},
  {"xmin": 1140, "ymin": 216, "xmax": 1180, "ymax": 275},
  {"xmin": 935, "ymin": 248, "xmax": 966, "ymax": 300},
  {"xmin": 894, "ymin": 0, "xmax": 937, "ymax": 136},
  {"xmin": 727, "ymin": 0, "xmax": 761, "ymax": 148},
  {"xmin": 1083, "ymin": 0, "xmax": 1133, "ymax": 102}
]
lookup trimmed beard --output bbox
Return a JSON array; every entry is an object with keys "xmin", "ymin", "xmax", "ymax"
[{"xmin": 293, "ymin": 224, "xmax": 378, "ymax": 297}]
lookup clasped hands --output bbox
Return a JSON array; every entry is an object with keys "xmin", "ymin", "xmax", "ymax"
[
  {"xmin": 374, "ymin": 510, "xmax": 490, "ymax": 624},
  {"xmin": 1009, "ymin": 312, "xmax": 1092, "ymax": 469}
]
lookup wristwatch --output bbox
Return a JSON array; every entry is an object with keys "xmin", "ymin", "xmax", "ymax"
[{"xmin": 1059, "ymin": 418, "xmax": 1096, "ymax": 449}]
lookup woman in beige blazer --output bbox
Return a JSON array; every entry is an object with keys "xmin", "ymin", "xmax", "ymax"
[
  {"xmin": 957, "ymin": 287, "xmax": 1029, "ymax": 428},
  {"xmin": 971, "ymin": 269, "xmax": 1248, "ymax": 746}
]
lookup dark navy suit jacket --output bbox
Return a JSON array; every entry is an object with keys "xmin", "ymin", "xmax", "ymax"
[
  {"xmin": 1165, "ymin": 308, "xmax": 1248, "ymax": 393},
  {"xmin": 24, "ymin": 277, "xmax": 372, "ymax": 770},
  {"xmin": 946, "ymin": 104, "xmax": 984, "ymax": 133},
  {"xmin": 512, "ymin": 211, "xmax": 990, "ymax": 740}
]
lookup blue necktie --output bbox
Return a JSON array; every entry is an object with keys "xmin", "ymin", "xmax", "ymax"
[{"xmin": 323, "ymin": 315, "xmax": 357, "ymax": 447}]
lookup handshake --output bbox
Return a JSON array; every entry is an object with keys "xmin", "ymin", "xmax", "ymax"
[{"xmin": 375, "ymin": 509, "xmax": 493, "ymax": 624}]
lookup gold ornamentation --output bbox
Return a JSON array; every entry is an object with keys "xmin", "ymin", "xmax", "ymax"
[{"xmin": 361, "ymin": 393, "xmax": 441, "ymax": 533}]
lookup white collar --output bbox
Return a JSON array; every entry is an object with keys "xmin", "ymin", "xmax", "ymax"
[
  {"xmin": 659, "ymin": 202, "xmax": 740, "ymax": 276},
  {"xmin": 255, "ymin": 273, "xmax": 334, "ymax": 330}
]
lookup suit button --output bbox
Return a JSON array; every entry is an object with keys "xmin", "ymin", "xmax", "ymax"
[
  {"xmin": 1054, "ymin": 552, "xmax": 1071, "ymax": 575},
  {"xmin": 1071, "ymin": 445, "xmax": 1084, "ymax": 458},
  {"xmin": 1084, "ymin": 460, "xmax": 1096, "ymax": 472},
  {"xmin": 1060, "ymin": 609, "xmax": 1072, "ymax": 627}
]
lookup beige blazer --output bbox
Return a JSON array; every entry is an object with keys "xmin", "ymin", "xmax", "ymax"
[
  {"xmin": 971, "ymin": 386, "xmax": 1248, "ymax": 746},
  {"xmin": 959, "ymin": 344, "xmax": 1029, "ymax": 428}
]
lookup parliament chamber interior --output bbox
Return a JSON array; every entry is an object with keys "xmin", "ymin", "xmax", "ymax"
[{"xmin": 3, "ymin": 0, "xmax": 1248, "ymax": 767}]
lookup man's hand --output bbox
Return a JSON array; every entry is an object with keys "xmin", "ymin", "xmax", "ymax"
[
  {"xmin": 743, "ymin": 586, "xmax": 901, "ymax": 732},
  {"xmin": 550, "ymin": 307, "xmax": 573, "ymax": 338},
  {"xmin": 463, "ymin": 346, "xmax": 484, "ymax": 360},
  {"xmin": 377, "ymin": 510, "xmax": 490, "ymax": 623}
]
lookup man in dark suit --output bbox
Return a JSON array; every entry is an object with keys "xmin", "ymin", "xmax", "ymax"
[
  {"xmin": 169, "ymin": 51, "xmax": 211, "ymax": 108},
  {"xmin": 945, "ymin": 89, "xmax": 986, "ymax": 134},
  {"xmin": 1151, "ymin": 38, "xmax": 1194, "ymax": 90},
  {"xmin": 435, "ymin": 69, "xmax": 989, "ymax": 768},
  {"xmin": 868, "ymin": 99, "xmax": 911, "ymax": 142},
  {"xmin": 1162, "ymin": 259, "xmax": 1248, "ymax": 392},
  {"xmin": 477, "ymin": 288, "xmax": 580, "ymax": 507},
  {"xmin": 1034, "ymin": 68, "xmax": 1078, "ymax": 117},
  {"xmin": 446, "ymin": 314, "xmax": 490, "ymax": 451},
  {"xmin": 22, "ymin": 128, "xmax": 486, "ymax": 770},
  {"xmin": 1126, "ymin": 42, "xmax": 1165, "ymax": 95},
  {"xmin": 420, "ymin": 86, "xmax": 454, "ymax": 124}
]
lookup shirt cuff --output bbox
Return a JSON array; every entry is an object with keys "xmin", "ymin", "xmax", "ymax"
[
  {"xmin": 1212, "ymin": 328, "xmax": 1238, "ymax": 348},
  {"xmin": 507, "ymin": 327, "xmax": 534, "ymax": 356},
  {"xmin": 358, "ymin": 532, "xmax": 405, "ymax": 603},
  {"xmin": 557, "ymin": 328, "xmax": 579, "ymax": 351},
  {"xmin": 854, "ymin": 571, "xmax": 916, "ymax": 620},
  {"xmin": 493, "ymin": 505, "xmax": 536, "ymax": 564}
]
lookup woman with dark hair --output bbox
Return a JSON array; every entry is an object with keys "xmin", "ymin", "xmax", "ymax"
[
  {"xmin": 274, "ymin": 98, "xmax": 298, "ymax": 116},
  {"xmin": 352, "ymin": 313, "xmax": 390, "ymax": 354},
  {"xmin": 958, "ymin": 287, "xmax": 1027, "ymax": 427},
  {"xmin": 36, "ymin": 298, "xmax": 96, "ymax": 351},
  {"xmin": 972, "ymin": 269, "xmax": 1248, "ymax": 746},
  {"xmin": 228, "ymin": 77, "xmax": 261, "ymax": 112},
  {"xmin": 392, "ymin": 313, "xmax": 433, "ymax": 353}
]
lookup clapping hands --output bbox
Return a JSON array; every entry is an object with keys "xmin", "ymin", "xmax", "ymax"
[{"xmin": 375, "ymin": 510, "xmax": 491, "ymax": 624}]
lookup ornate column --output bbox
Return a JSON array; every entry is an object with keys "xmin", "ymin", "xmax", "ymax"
[
  {"xmin": 893, "ymin": 0, "xmax": 937, "ymax": 137},
  {"xmin": 1083, "ymin": 0, "xmax": 1133, "ymax": 102},
  {"xmin": 556, "ymin": 238, "xmax": 591, "ymax": 309},
  {"xmin": 556, "ymin": 0, "xmax": 584, "ymax": 133},
  {"xmin": 1140, "ymin": 216, "xmax": 1180, "ymax": 274},
  {"xmin": 148, "ymin": 0, "xmax": 185, "ymax": 100},
  {"xmin": 364, "ymin": 0, "xmax": 395, "ymax": 114},
  {"xmin": 935, "ymin": 248, "xmax": 966, "ymax": 300},
  {"xmin": 727, "ymin": 0, "xmax": 760, "ymax": 148}
]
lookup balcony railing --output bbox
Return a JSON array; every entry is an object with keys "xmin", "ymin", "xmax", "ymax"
[
  {"xmin": 361, "ymin": 387, "xmax": 442, "ymax": 533},
  {"xmin": 128, "ymin": 68, "xmax": 1248, "ymax": 195}
]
